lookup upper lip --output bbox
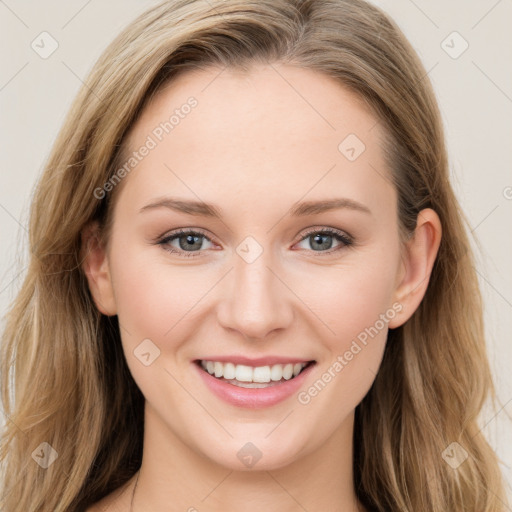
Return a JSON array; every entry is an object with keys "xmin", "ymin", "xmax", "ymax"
[{"xmin": 195, "ymin": 356, "xmax": 315, "ymax": 367}]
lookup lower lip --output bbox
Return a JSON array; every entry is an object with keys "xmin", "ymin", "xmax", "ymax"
[{"xmin": 194, "ymin": 362, "xmax": 315, "ymax": 409}]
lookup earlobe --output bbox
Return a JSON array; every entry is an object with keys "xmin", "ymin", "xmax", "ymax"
[
  {"xmin": 81, "ymin": 221, "xmax": 117, "ymax": 316},
  {"xmin": 388, "ymin": 208, "xmax": 442, "ymax": 329}
]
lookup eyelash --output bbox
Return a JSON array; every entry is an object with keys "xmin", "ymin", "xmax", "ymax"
[{"xmin": 156, "ymin": 227, "xmax": 354, "ymax": 258}]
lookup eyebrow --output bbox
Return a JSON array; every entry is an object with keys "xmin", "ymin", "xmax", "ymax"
[{"xmin": 139, "ymin": 197, "xmax": 372, "ymax": 217}]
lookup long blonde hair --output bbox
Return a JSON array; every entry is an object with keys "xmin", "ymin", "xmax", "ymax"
[{"xmin": 1, "ymin": 0, "xmax": 508, "ymax": 510}]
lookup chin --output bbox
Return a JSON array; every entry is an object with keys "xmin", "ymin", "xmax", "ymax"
[{"xmin": 192, "ymin": 427, "xmax": 312, "ymax": 471}]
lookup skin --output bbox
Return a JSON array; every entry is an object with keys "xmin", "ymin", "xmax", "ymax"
[{"xmin": 83, "ymin": 62, "xmax": 441, "ymax": 511}]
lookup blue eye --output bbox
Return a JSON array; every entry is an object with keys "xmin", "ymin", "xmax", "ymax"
[
  {"xmin": 157, "ymin": 227, "xmax": 353, "ymax": 258},
  {"xmin": 295, "ymin": 228, "xmax": 353, "ymax": 255},
  {"xmin": 158, "ymin": 229, "xmax": 214, "ymax": 257}
]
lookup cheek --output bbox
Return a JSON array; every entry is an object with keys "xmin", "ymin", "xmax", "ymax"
[
  {"xmin": 295, "ymin": 253, "xmax": 399, "ymax": 403},
  {"xmin": 108, "ymin": 247, "xmax": 211, "ymax": 408},
  {"xmin": 110, "ymin": 249, "xmax": 207, "ymax": 343},
  {"xmin": 300, "ymin": 258, "xmax": 399, "ymax": 347}
]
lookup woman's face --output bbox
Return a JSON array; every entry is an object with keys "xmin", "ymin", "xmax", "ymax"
[{"xmin": 90, "ymin": 63, "xmax": 416, "ymax": 470}]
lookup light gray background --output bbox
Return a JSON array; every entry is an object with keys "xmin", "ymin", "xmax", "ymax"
[{"xmin": 1, "ymin": 0, "xmax": 511, "ymax": 503}]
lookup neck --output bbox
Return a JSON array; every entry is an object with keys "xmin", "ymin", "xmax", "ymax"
[{"xmin": 131, "ymin": 403, "xmax": 363, "ymax": 511}]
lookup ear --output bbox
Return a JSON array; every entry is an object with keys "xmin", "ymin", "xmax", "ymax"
[
  {"xmin": 388, "ymin": 208, "xmax": 442, "ymax": 328},
  {"xmin": 81, "ymin": 221, "xmax": 117, "ymax": 316}
]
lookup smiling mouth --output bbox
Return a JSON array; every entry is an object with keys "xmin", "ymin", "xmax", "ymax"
[{"xmin": 196, "ymin": 359, "xmax": 316, "ymax": 388}]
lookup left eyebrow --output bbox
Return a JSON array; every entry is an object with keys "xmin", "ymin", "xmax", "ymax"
[
  {"xmin": 139, "ymin": 197, "xmax": 372, "ymax": 218},
  {"xmin": 288, "ymin": 198, "xmax": 372, "ymax": 216}
]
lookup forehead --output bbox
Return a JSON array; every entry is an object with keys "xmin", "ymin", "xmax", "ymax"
[
  {"xmin": 118, "ymin": 62, "xmax": 394, "ymax": 217},
  {"xmin": 135, "ymin": 62, "xmax": 382, "ymax": 153}
]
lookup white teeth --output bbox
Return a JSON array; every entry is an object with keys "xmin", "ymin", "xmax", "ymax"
[
  {"xmin": 235, "ymin": 364, "xmax": 253, "ymax": 382},
  {"xmin": 214, "ymin": 361, "xmax": 223, "ymax": 378},
  {"xmin": 253, "ymin": 366, "xmax": 271, "ymax": 383},
  {"xmin": 223, "ymin": 362, "xmax": 236, "ymax": 380},
  {"xmin": 200, "ymin": 360, "xmax": 308, "ymax": 383},
  {"xmin": 270, "ymin": 364, "xmax": 283, "ymax": 381},
  {"xmin": 282, "ymin": 363, "xmax": 293, "ymax": 380}
]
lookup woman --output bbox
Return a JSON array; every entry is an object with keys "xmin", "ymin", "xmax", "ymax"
[{"xmin": 0, "ymin": 0, "xmax": 508, "ymax": 510}]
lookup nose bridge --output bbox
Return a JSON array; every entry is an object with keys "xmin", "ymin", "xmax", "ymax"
[{"xmin": 218, "ymin": 235, "xmax": 293, "ymax": 339}]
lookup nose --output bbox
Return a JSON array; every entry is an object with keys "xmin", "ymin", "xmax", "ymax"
[{"xmin": 217, "ymin": 243, "xmax": 294, "ymax": 341}]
